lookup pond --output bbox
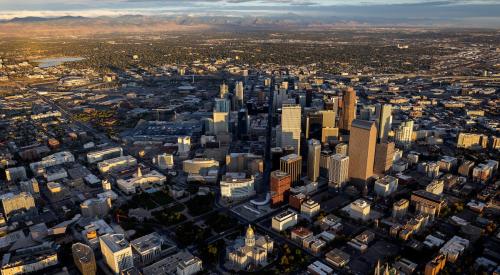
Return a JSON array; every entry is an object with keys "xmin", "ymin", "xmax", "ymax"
[{"xmin": 34, "ymin": 57, "xmax": 84, "ymax": 68}]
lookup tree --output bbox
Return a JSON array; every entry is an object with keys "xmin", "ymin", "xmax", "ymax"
[{"xmin": 280, "ymin": 256, "xmax": 289, "ymax": 266}]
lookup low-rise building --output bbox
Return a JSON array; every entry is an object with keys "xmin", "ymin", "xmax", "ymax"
[
  {"xmin": 348, "ymin": 199, "xmax": 371, "ymax": 221},
  {"xmin": 130, "ymin": 232, "xmax": 166, "ymax": 265},
  {"xmin": 291, "ymin": 227, "xmax": 313, "ymax": 243},
  {"xmin": 0, "ymin": 192, "xmax": 36, "ymax": 219},
  {"xmin": 142, "ymin": 251, "xmax": 202, "ymax": 275},
  {"xmin": 98, "ymin": 155, "xmax": 137, "ymax": 173},
  {"xmin": 411, "ymin": 190, "xmax": 445, "ymax": 218},
  {"xmin": 301, "ymin": 199, "xmax": 320, "ymax": 218},
  {"xmin": 81, "ymin": 197, "xmax": 112, "ymax": 218},
  {"xmin": 325, "ymin": 248, "xmax": 350, "ymax": 268},
  {"xmin": 374, "ymin": 175, "xmax": 398, "ymax": 197},
  {"xmin": 117, "ymin": 168, "xmax": 166, "ymax": 194},
  {"xmin": 272, "ymin": 209, "xmax": 298, "ymax": 231},
  {"xmin": 87, "ymin": 147, "xmax": 123, "ymax": 164},
  {"xmin": 439, "ymin": 236, "xmax": 470, "ymax": 263},
  {"xmin": 220, "ymin": 172, "xmax": 255, "ymax": 201}
]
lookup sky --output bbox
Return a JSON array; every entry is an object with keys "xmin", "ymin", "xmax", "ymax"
[{"xmin": 1, "ymin": 0, "xmax": 500, "ymax": 27}]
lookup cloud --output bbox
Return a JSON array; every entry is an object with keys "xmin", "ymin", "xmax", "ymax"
[{"xmin": 0, "ymin": 0, "xmax": 499, "ymax": 27}]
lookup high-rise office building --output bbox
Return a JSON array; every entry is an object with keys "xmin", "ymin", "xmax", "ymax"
[
  {"xmin": 273, "ymin": 88, "xmax": 288, "ymax": 111},
  {"xmin": 100, "ymin": 234, "xmax": 134, "ymax": 275},
  {"xmin": 348, "ymin": 120, "xmax": 377, "ymax": 183},
  {"xmin": 319, "ymin": 150, "xmax": 333, "ymax": 178},
  {"xmin": 320, "ymin": 110, "xmax": 336, "ymax": 128},
  {"xmin": 324, "ymin": 96, "xmax": 339, "ymax": 117},
  {"xmin": 235, "ymin": 81, "xmax": 244, "ymax": 105},
  {"xmin": 177, "ymin": 136, "xmax": 191, "ymax": 155},
  {"xmin": 305, "ymin": 112, "xmax": 323, "ymax": 140},
  {"xmin": 339, "ymin": 87, "xmax": 356, "ymax": 131},
  {"xmin": 376, "ymin": 103, "xmax": 392, "ymax": 141},
  {"xmin": 307, "ymin": 139, "xmax": 321, "ymax": 182},
  {"xmin": 270, "ymin": 170, "xmax": 291, "ymax": 207},
  {"xmin": 395, "ymin": 120, "xmax": 414, "ymax": 148},
  {"xmin": 374, "ymin": 141, "xmax": 395, "ymax": 174},
  {"xmin": 214, "ymin": 98, "xmax": 231, "ymax": 113},
  {"xmin": 281, "ymin": 104, "xmax": 302, "ymax": 154},
  {"xmin": 72, "ymin": 242, "xmax": 96, "ymax": 275},
  {"xmin": 219, "ymin": 82, "xmax": 229, "ymax": 98},
  {"xmin": 213, "ymin": 112, "xmax": 229, "ymax": 135},
  {"xmin": 280, "ymin": 154, "xmax": 302, "ymax": 184},
  {"xmin": 237, "ymin": 109, "xmax": 249, "ymax": 139},
  {"xmin": 329, "ymin": 154, "xmax": 349, "ymax": 190}
]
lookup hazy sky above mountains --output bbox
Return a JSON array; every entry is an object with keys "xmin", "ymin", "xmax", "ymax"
[{"xmin": 1, "ymin": 0, "xmax": 499, "ymax": 27}]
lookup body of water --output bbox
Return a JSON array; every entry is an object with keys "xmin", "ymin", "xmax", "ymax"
[{"xmin": 34, "ymin": 57, "xmax": 84, "ymax": 68}]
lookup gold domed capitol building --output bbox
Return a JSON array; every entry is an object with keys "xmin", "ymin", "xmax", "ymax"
[{"xmin": 226, "ymin": 225, "xmax": 274, "ymax": 271}]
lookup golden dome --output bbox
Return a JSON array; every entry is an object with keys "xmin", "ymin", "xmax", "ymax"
[{"xmin": 246, "ymin": 224, "xmax": 254, "ymax": 238}]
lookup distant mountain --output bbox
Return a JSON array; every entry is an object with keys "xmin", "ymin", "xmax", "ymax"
[
  {"xmin": 4, "ymin": 16, "xmax": 86, "ymax": 23},
  {"xmin": 0, "ymin": 14, "xmax": 441, "ymax": 37}
]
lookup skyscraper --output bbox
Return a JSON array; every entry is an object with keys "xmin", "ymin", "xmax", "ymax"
[
  {"xmin": 214, "ymin": 98, "xmax": 231, "ymax": 113},
  {"xmin": 348, "ymin": 120, "xmax": 377, "ymax": 183},
  {"xmin": 270, "ymin": 170, "xmax": 291, "ymax": 207},
  {"xmin": 395, "ymin": 120, "xmax": 414, "ymax": 148},
  {"xmin": 281, "ymin": 104, "xmax": 302, "ymax": 154},
  {"xmin": 339, "ymin": 87, "xmax": 356, "ymax": 131},
  {"xmin": 376, "ymin": 103, "xmax": 392, "ymax": 141},
  {"xmin": 213, "ymin": 112, "xmax": 229, "ymax": 135},
  {"xmin": 235, "ymin": 81, "xmax": 244, "ymax": 105},
  {"xmin": 329, "ymin": 153, "xmax": 349, "ymax": 190},
  {"xmin": 324, "ymin": 96, "xmax": 339, "ymax": 117},
  {"xmin": 237, "ymin": 109, "xmax": 249, "ymax": 139},
  {"xmin": 220, "ymin": 82, "xmax": 229, "ymax": 98},
  {"xmin": 72, "ymin": 242, "xmax": 96, "ymax": 275},
  {"xmin": 280, "ymin": 154, "xmax": 302, "ymax": 184},
  {"xmin": 307, "ymin": 139, "xmax": 321, "ymax": 182},
  {"xmin": 374, "ymin": 141, "xmax": 395, "ymax": 174}
]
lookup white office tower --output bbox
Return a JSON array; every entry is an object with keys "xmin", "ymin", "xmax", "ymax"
[
  {"xmin": 281, "ymin": 104, "xmax": 302, "ymax": 154},
  {"xmin": 307, "ymin": 139, "xmax": 321, "ymax": 182},
  {"xmin": 329, "ymin": 154, "xmax": 349, "ymax": 190},
  {"xmin": 219, "ymin": 82, "xmax": 229, "ymax": 98},
  {"xmin": 214, "ymin": 98, "xmax": 231, "ymax": 113},
  {"xmin": 177, "ymin": 136, "xmax": 191, "ymax": 155},
  {"xmin": 100, "ymin": 234, "xmax": 134, "ymax": 274},
  {"xmin": 375, "ymin": 103, "xmax": 392, "ymax": 141},
  {"xmin": 235, "ymin": 81, "xmax": 244, "ymax": 103},
  {"xmin": 154, "ymin": 153, "xmax": 174, "ymax": 169},
  {"xmin": 395, "ymin": 120, "xmax": 414, "ymax": 148}
]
